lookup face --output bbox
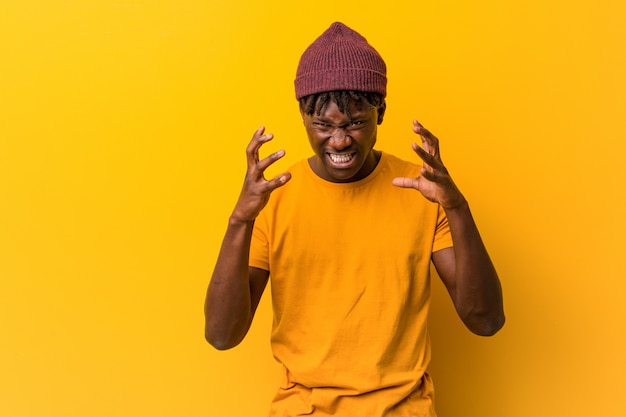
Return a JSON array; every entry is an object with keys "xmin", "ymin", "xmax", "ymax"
[{"xmin": 302, "ymin": 99, "xmax": 386, "ymax": 183}]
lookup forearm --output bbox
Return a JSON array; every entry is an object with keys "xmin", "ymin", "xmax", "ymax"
[
  {"xmin": 444, "ymin": 200, "xmax": 505, "ymax": 335},
  {"xmin": 204, "ymin": 217, "xmax": 256, "ymax": 350}
]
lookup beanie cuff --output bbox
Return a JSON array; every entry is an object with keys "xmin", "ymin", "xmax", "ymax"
[{"xmin": 295, "ymin": 69, "xmax": 387, "ymax": 100}]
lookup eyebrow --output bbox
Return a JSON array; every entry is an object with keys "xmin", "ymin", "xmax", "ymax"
[{"xmin": 312, "ymin": 113, "xmax": 366, "ymax": 123}]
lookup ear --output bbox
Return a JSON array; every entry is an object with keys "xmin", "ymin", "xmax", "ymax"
[{"xmin": 377, "ymin": 101, "xmax": 387, "ymax": 125}]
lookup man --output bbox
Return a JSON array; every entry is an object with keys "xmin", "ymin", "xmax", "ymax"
[{"xmin": 205, "ymin": 22, "xmax": 504, "ymax": 416}]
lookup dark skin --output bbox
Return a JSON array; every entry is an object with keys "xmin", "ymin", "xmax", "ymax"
[
  {"xmin": 303, "ymin": 99, "xmax": 385, "ymax": 183},
  {"xmin": 204, "ymin": 98, "xmax": 504, "ymax": 350},
  {"xmin": 203, "ymin": 126, "xmax": 291, "ymax": 349},
  {"xmin": 393, "ymin": 120, "xmax": 505, "ymax": 336}
]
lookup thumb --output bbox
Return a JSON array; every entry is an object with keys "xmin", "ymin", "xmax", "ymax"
[{"xmin": 392, "ymin": 177, "xmax": 420, "ymax": 190}]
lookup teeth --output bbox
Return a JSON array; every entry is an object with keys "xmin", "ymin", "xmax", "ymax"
[{"xmin": 329, "ymin": 153, "xmax": 353, "ymax": 163}]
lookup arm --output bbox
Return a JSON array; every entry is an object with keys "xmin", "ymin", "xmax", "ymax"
[
  {"xmin": 392, "ymin": 120, "xmax": 505, "ymax": 336},
  {"xmin": 204, "ymin": 127, "xmax": 291, "ymax": 350}
]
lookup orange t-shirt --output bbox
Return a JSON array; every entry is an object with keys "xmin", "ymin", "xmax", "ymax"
[{"xmin": 250, "ymin": 152, "xmax": 453, "ymax": 417}]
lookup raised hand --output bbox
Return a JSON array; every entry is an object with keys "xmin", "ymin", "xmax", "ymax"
[
  {"xmin": 231, "ymin": 126, "xmax": 292, "ymax": 223},
  {"xmin": 392, "ymin": 120, "xmax": 465, "ymax": 210}
]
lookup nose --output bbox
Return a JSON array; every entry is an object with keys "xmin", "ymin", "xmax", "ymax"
[{"xmin": 328, "ymin": 127, "xmax": 352, "ymax": 149}]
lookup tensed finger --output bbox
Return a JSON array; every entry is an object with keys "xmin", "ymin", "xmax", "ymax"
[
  {"xmin": 413, "ymin": 144, "xmax": 445, "ymax": 171},
  {"xmin": 255, "ymin": 149, "xmax": 287, "ymax": 173},
  {"xmin": 262, "ymin": 172, "xmax": 292, "ymax": 192},
  {"xmin": 413, "ymin": 120, "xmax": 440, "ymax": 157},
  {"xmin": 246, "ymin": 128, "xmax": 274, "ymax": 164}
]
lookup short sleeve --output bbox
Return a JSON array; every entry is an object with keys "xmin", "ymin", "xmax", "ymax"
[
  {"xmin": 432, "ymin": 204, "xmax": 454, "ymax": 252},
  {"xmin": 249, "ymin": 210, "xmax": 270, "ymax": 271}
]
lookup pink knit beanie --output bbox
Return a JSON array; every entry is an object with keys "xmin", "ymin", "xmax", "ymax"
[{"xmin": 294, "ymin": 22, "xmax": 387, "ymax": 100}]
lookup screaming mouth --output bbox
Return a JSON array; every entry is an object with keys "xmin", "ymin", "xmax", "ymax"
[{"xmin": 329, "ymin": 153, "xmax": 354, "ymax": 163}]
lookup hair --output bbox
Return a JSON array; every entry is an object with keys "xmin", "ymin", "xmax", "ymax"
[{"xmin": 299, "ymin": 90, "xmax": 384, "ymax": 119}]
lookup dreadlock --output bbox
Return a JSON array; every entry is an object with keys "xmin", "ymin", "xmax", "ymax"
[{"xmin": 299, "ymin": 90, "xmax": 384, "ymax": 120}]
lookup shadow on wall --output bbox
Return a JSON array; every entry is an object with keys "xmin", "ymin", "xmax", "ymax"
[{"xmin": 427, "ymin": 264, "xmax": 509, "ymax": 417}]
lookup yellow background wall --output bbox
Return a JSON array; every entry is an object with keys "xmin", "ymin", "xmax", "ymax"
[{"xmin": 1, "ymin": 1, "xmax": 624, "ymax": 416}]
